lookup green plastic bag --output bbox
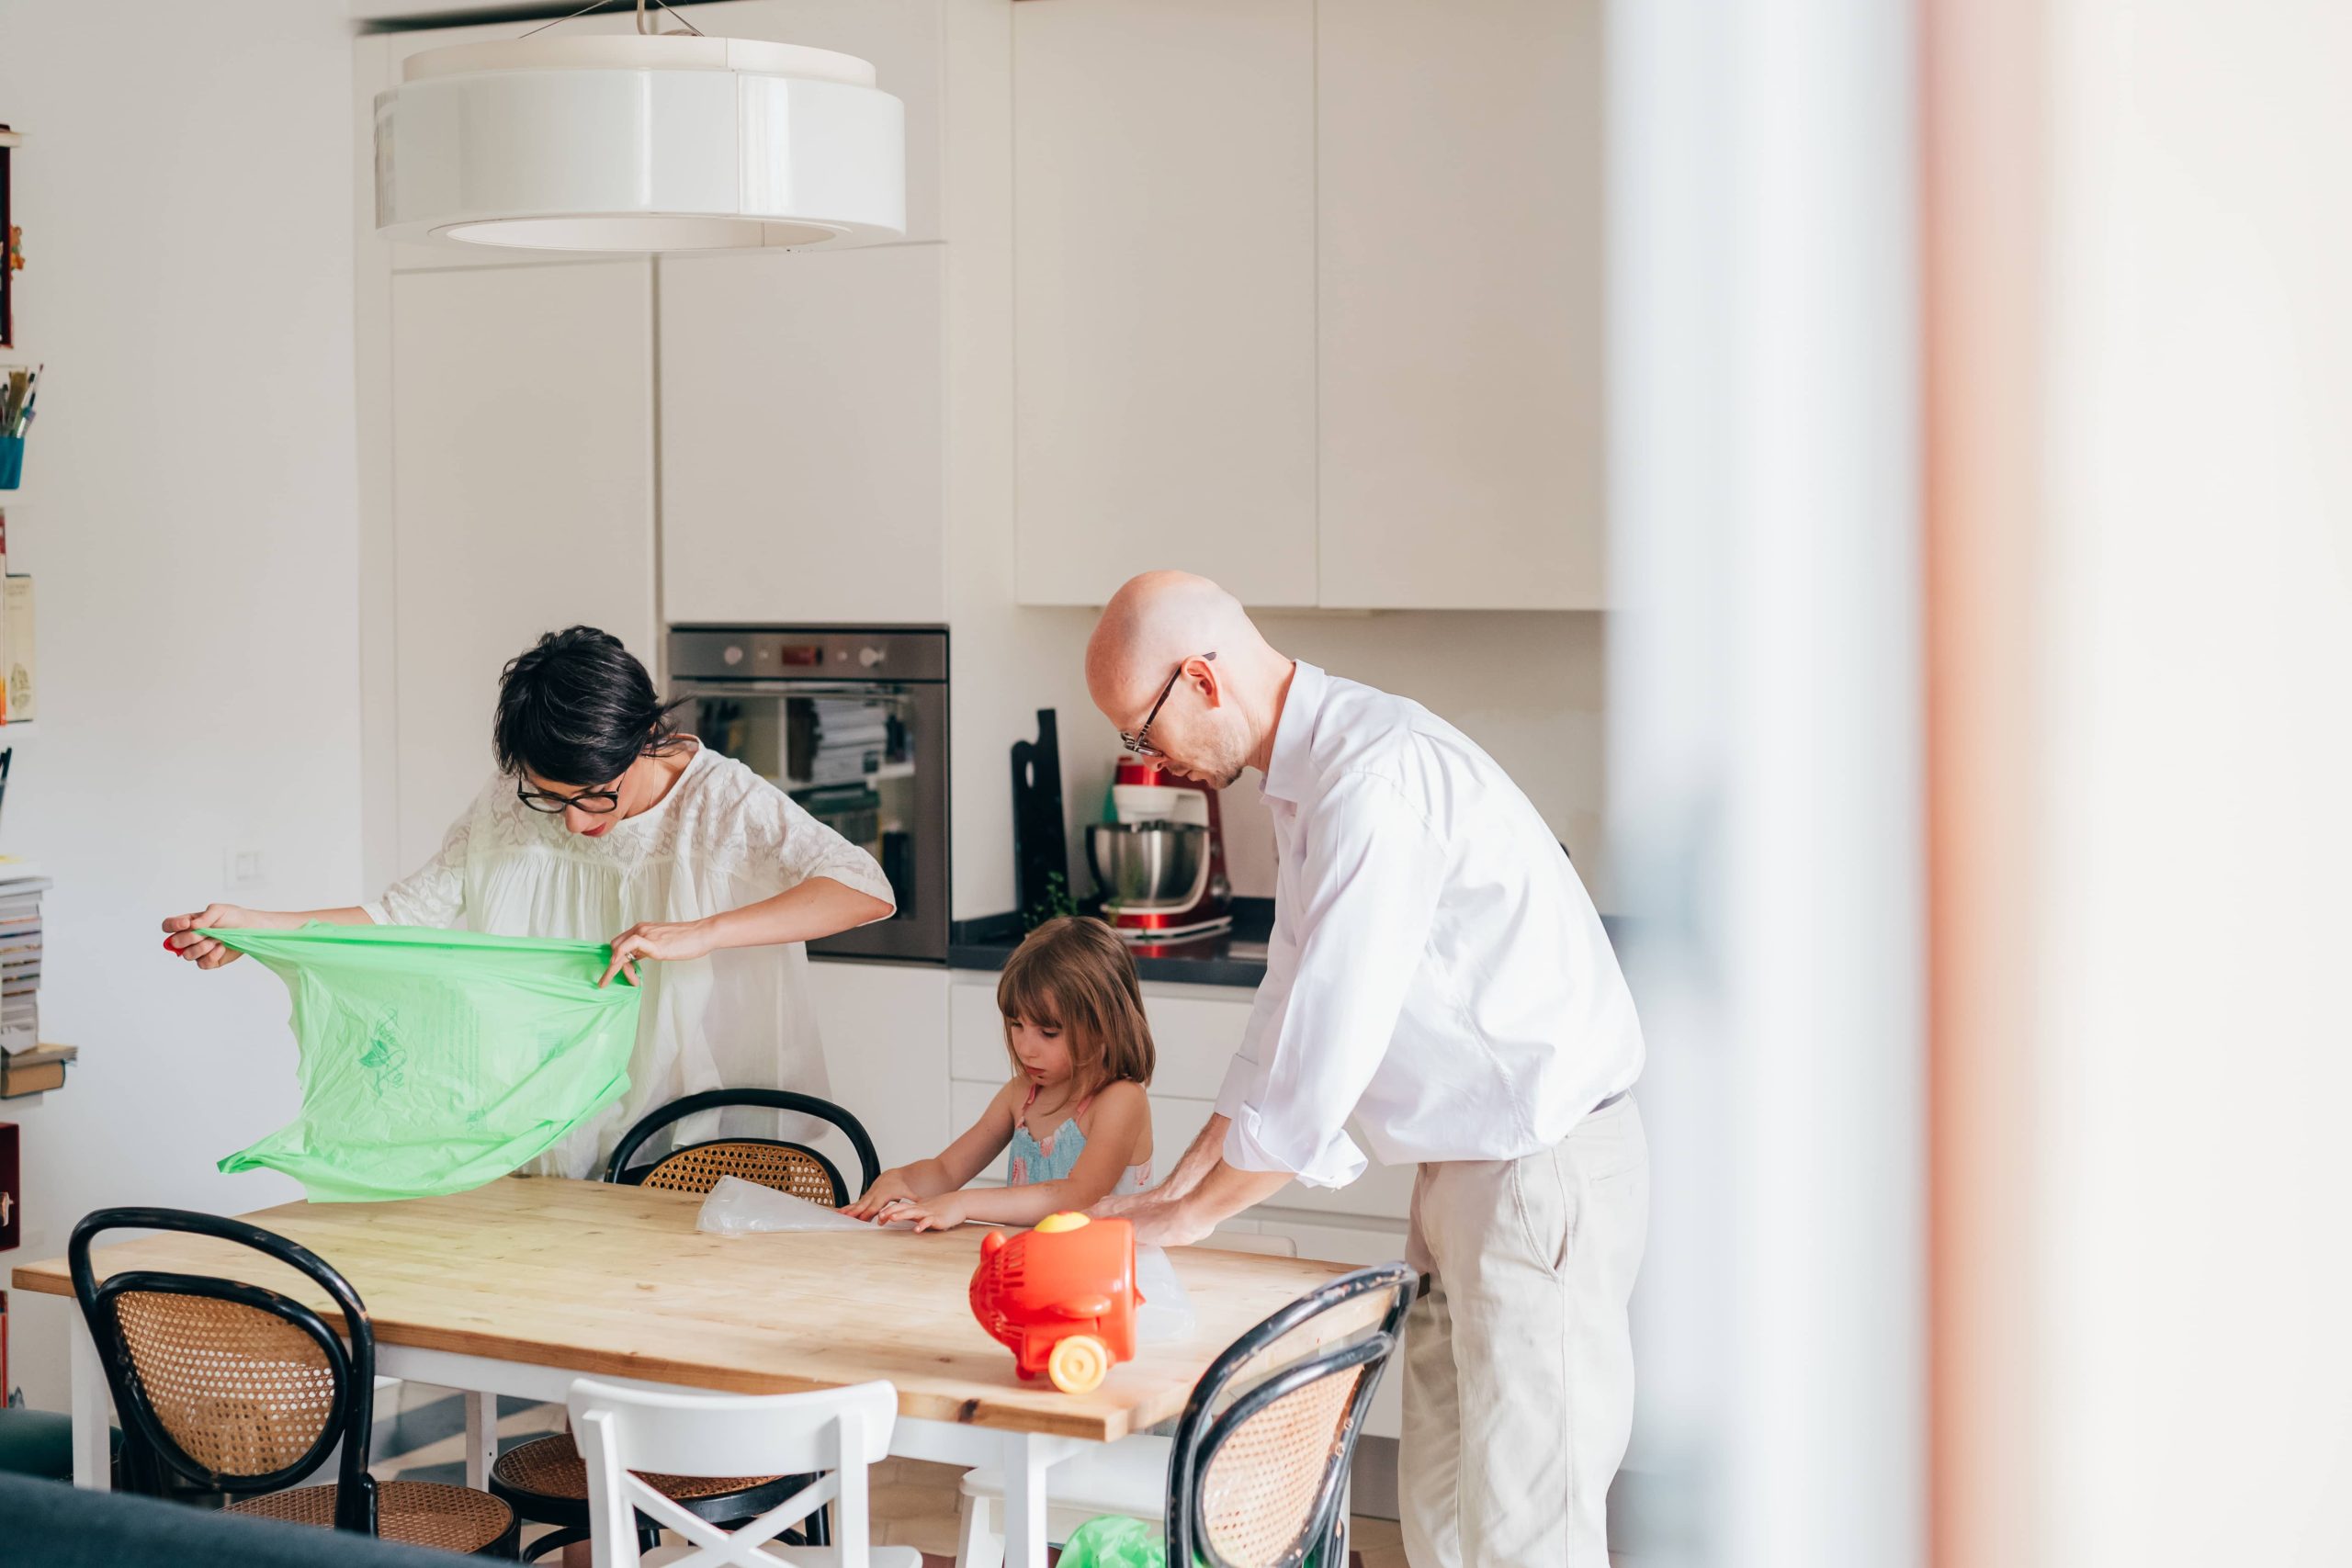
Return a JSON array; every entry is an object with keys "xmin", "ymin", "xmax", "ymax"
[
  {"xmin": 212, "ymin": 923, "xmax": 640, "ymax": 1203},
  {"xmin": 1057, "ymin": 1517, "xmax": 1168, "ymax": 1568},
  {"xmin": 1055, "ymin": 1512, "xmax": 1334, "ymax": 1567}
]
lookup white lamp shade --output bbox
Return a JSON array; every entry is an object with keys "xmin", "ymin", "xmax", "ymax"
[{"xmin": 375, "ymin": 34, "xmax": 905, "ymax": 253}]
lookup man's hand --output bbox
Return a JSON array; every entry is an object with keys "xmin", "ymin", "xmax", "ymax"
[{"xmin": 1122, "ymin": 1193, "xmax": 1216, "ymax": 1248}]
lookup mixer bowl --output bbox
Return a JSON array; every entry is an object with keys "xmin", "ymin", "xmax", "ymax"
[{"xmin": 1086, "ymin": 822, "xmax": 1209, "ymax": 911}]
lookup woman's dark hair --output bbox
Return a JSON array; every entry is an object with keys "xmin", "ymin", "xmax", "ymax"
[{"xmin": 493, "ymin": 626, "xmax": 690, "ymax": 786}]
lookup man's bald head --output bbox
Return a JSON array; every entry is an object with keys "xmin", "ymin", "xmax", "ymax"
[
  {"xmin": 1086, "ymin": 571, "xmax": 1293, "ymax": 787},
  {"xmin": 1085, "ymin": 571, "xmax": 1261, "ymax": 715}
]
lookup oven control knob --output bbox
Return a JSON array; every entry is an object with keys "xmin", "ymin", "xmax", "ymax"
[
  {"xmin": 858, "ymin": 646, "xmax": 887, "ymax": 669},
  {"xmin": 722, "ymin": 645, "xmax": 745, "ymax": 667}
]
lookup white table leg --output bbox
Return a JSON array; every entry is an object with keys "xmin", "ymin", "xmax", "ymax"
[
  {"xmin": 69, "ymin": 1313, "xmax": 111, "ymax": 1490},
  {"xmin": 999, "ymin": 1430, "xmax": 1051, "ymax": 1568},
  {"xmin": 465, "ymin": 1389, "xmax": 495, "ymax": 1490}
]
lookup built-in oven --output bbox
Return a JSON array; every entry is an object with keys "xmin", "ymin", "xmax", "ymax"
[{"xmin": 669, "ymin": 626, "xmax": 948, "ymax": 964}]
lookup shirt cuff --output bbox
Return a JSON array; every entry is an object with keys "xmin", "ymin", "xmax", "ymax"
[
  {"xmin": 1223, "ymin": 1103, "xmax": 1368, "ymax": 1190},
  {"xmin": 1213, "ymin": 1054, "xmax": 1261, "ymax": 1122},
  {"xmin": 356, "ymin": 900, "xmax": 390, "ymax": 928}
]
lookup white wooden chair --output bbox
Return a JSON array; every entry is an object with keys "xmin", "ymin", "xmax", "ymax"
[{"xmin": 568, "ymin": 1377, "xmax": 919, "ymax": 1568}]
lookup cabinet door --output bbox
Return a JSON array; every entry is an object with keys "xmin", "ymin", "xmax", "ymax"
[
  {"xmin": 659, "ymin": 244, "xmax": 946, "ymax": 626},
  {"xmin": 807, "ymin": 959, "xmax": 950, "ymax": 1175},
  {"xmin": 390, "ymin": 263, "xmax": 658, "ymax": 868},
  {"xmin": 1316, "ymin": 0, "xmax": 1606, "ymax": 608},
  {"xmin": 1012, "ymin": 0, "xmax": 1318, "ymax": 608}
]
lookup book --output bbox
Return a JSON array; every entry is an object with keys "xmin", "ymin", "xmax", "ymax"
[{"xmin": 2, "ymin": 576, "xmax": 32, "ymax": 723}]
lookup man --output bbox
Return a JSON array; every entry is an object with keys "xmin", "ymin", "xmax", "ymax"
[{"xmin": 1086, "ymin": 570, "xmax": 1647, "ymax": 1567}]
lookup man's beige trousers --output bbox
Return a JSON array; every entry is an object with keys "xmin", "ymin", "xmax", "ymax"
[{"xmin": 1399, "ymin": 1095, "xmax": 1650, "ymax": 1567}]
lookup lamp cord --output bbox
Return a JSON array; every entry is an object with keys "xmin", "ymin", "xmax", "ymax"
[{"xmin": 520, "ymin": 0, "xmax": 706, "ymax": 40}]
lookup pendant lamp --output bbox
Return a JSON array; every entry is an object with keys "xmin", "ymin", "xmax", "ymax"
[{"xmin": 374, "ymin": 0, "xmax": 904, "ymax": 253}]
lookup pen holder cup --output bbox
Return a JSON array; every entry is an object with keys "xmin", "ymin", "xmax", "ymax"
[{"xmin": 0, "ymin": 437, "xmax": 22, "ymax": 490}]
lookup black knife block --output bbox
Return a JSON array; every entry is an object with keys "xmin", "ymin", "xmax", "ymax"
[{"xmin": 1011, "ymin": 709, "xmax": 1073, "ymax": 932}]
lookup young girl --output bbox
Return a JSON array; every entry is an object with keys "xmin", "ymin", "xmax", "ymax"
[{"xmin": 844, "ymin": 916, "xmax": 1155, "ymax": 1232}]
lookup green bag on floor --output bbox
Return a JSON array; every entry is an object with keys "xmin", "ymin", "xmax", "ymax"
[
  {"xmin": 211, "ymin": 923, "xmax": 640, "ymax": 1203},
  {"xmin": 1057, "ymin": 1517, "xmax": 1168, "ymax": 1568},
  {"xmin": 1056, "ymin": 1513, "xmax": 1334, "ymax": 1567}
]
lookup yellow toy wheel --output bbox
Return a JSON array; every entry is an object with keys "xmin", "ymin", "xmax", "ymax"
[{"xmin": 1048, "ymin": 1334, "xmax": 1111, "ymax": 1394}]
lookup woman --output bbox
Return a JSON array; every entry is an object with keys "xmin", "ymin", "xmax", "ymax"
[{"xmin": 163, "ymin": 626, "xmax": 896, "ymax": 1174}]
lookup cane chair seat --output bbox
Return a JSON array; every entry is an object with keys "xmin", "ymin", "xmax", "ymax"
[
  {"xmin": 492, "ymin": 1432, "xmax": 787, "ymax": 1506},
  {"xmin": 228, "ymin": 1479, "xmax": 515, "ymax": 1555}
]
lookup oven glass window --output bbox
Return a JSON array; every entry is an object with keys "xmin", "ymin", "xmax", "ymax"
[{"xmin": 691, "ymin": 687, "xmax": 922, "ymax": 922}]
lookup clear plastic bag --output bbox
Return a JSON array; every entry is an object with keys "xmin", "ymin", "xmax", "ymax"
[
  {"xmin": 1136, "ymin": 1244, "xmax": 1196, "ymax": 1343},
  {"xmin": 695, "ymin": 1175, "xmax": 894, "ymax": 1235}
]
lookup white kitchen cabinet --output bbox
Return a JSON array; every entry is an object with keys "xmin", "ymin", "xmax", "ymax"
[
  {"xmin": 659, "ymin": 244, "xmax": 946, "ymax": 626},
  {"xmin": 388, "ymin": 262, "xmax": 658, "ymax": 869},
  {"xmin": 1006, "ymin": 0, "xmax": 1602, "ymax": 612},
  {"xmin": 806, "ymin": 958, "xmax": 951, "ymax": 1174},
  {"xmin": 1011, "ymin": 0, "xmax": 1319, "ymax": 609},
  {"xmin": 1315, "ymin": 0, "xmax": 1605, "ymax": 609}
]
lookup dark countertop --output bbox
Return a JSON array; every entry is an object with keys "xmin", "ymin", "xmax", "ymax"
[
  {"xmin": 952, "ymin": 902, "xmax": 1634, "ymax": 989},
  {"xmin": 950, "ymin": 900, "xmax": 1279, "ymax": 987}
]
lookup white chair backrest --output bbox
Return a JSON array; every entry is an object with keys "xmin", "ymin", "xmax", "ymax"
[{"xmin": 569, "ymin": 1377, "xmax": 899, "ymax": 1568}]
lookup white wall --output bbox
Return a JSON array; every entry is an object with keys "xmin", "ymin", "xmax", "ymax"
[{"xmin": 0, "ymin": 1, "xmax": 363, "ymax": 1407}]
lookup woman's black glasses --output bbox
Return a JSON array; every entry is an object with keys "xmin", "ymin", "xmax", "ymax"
[{"xmin": 516, "ymin": 783, "xmax": 623, "ymax": 816}]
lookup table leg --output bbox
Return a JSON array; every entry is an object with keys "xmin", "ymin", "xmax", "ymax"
[
  {"xmin": 999, "ymin": 1431, "xmax": 1051, "ymax": 1568},
  {"xmin": 70, "ymin": 1313, "xmax": 111, "ymax": 1491},
  {"xmin": 465, "ymin": 1389, "xmax": 494, "ymax": 1490}
]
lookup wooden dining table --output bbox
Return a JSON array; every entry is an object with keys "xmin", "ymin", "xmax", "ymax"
[{"xmin": 12, "ymin": 1177, "xmax": 1371, "ymax": 1566}]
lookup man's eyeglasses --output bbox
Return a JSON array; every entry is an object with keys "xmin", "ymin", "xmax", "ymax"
[
  {"xmin": 516, "ymin": 782, "xmax": 623, "ymax": 816},
  {"xmin": 1119, "ymin": 652, "xmax": 1216, "ymax": 759}
]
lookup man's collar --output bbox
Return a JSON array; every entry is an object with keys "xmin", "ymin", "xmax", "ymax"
[{"xmin": 1261, "ymin": 660, "xmax": 1326, "ymax": 805}]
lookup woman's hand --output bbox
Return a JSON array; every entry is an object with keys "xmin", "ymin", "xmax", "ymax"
[
  {"xmin": 891, "ymin": 1190, "xmax": 974, "ymax": 1233},
  {"xmin": 161, "ymin": 904, "xmax": 284, "ymax": 969},
  {"xmin": 841, "ymin": 1168, "xmax": 922, "ymax": 1221},
  {"xmin": 598, "ymin": 919, "xmax": 718, "ymax": 987}
]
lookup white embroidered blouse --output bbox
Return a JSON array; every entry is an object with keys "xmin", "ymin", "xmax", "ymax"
[{"xmin": 360, "ymin": 743, "xmax": 895, "ymax": 1177}]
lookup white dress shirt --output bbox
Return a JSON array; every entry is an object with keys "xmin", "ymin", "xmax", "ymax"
[{"xmin": 1213, "ymin": 662, "xmax": 1643, "ymax": 1188}]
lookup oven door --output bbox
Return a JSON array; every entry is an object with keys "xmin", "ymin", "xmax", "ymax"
[{"xmin": 673, "ymin": 678, "xmax": 948, "ymax": 963}]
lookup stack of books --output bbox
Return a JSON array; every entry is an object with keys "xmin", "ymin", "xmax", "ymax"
[{"xmin": 0, "ymin": 866, "xmax": 44, "ymax": 1058}]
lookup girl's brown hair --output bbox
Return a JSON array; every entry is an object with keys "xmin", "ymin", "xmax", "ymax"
[{"xmin": 996, "ymin": 917, "xmax": 1157, "ymax": 1089}]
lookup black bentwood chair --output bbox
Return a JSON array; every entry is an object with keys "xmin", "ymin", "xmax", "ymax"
[
  {"xmin": 69, "ymin": 1206, "xmax": 518, "ymax": 1557},
  {"xmin": 1164, "ymin": 1261, "xmax": 1417, "ymax": 1568}
]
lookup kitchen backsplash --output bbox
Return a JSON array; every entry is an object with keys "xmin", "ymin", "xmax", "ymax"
[{"xmin": 967, "ymin": 608, "xmax": 1611, "ymax": 915}]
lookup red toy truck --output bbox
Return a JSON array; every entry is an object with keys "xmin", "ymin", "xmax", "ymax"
[{"xmin": 968, "ymin": 1212, "xmax": 1141, "ymax": 1393}]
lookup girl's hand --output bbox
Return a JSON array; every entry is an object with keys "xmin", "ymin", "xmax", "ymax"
[
  {"xmin": 161, "ymin": 904, "xmax": 277, "ymax": 969},
  {"xmin": 893, "ymin": 1191, "xmax": 973, "ymax": 1233},
  {"xmin": 842, "ymin": 1168, "xmax": 921, "ymax": 1222},
  {"xmin": 599, "ymin": 919, "xmax": 718, "ymax": 987}
]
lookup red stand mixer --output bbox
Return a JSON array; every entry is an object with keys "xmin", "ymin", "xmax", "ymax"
[{"xmin": 1084, "ymin": 757, "xmax": 1233, "ymax": 943}]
